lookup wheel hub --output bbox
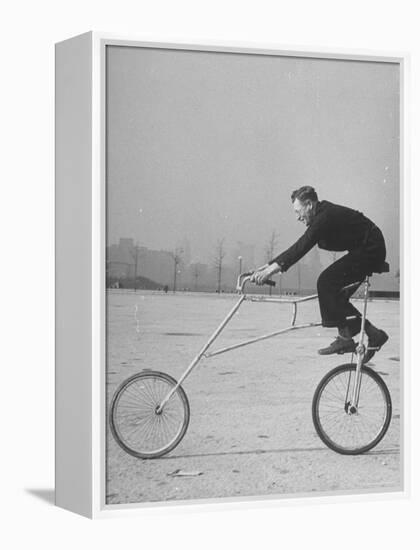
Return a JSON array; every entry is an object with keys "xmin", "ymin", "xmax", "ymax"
[{"xmin": 344, "ymin": 401, "xmax": 358, "ymax": 415}]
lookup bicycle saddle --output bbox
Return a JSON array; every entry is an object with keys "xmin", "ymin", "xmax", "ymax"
[{"xmin": 340, "ymin": 261, "xmax": 390, "ymax": 295}]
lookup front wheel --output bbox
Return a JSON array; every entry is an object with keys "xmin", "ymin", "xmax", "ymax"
[
  {"xmin": 109, "ymin": 371, "xmax": 190, "ymax": 459},
  {"xmin": 312, "ymin": 364, "xmax": 392, "ymax": 455}
]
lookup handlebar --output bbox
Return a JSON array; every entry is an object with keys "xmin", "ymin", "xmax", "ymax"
[{"xmin": 236, "ymin": 271, "xmax": 276, "ymax": 293}]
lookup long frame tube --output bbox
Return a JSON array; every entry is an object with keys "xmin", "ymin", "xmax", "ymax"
[
  {"xmin": 205, "ymin": 321, "xmax": 322, "ymax": 358},
  {"xmin": 157, "ymin": 275, "xmax": 320, "ymax": 410}
]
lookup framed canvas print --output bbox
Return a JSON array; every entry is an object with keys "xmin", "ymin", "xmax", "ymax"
[{"xmin": 55, "ymin": 32, "xmax": 408, "ymax": 518}]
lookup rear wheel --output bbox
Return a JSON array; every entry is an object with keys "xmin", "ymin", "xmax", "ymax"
[
  {"xmin": 312, "ymin": 364, "xmax": 392, "ymax": 455},
  {"xmin": 109, "ymin": 371, "xmax": 190, "ymax": 459}
]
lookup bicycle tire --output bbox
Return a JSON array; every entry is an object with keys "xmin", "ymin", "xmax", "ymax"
[
  {"xmin": 312, "ymin": 364, "xmax": 392, "ymax": 455},
  {"xmin": 109, "ymin": 370, "xmax": 190, "ymax": 459}
]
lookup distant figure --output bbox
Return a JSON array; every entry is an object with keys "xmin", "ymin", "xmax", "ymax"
[
  {"xmin": 163, "ymin": 284, "xmax": 169, "ymax": 294},
  {"xmin": 252, "ymin": 186, "xmax": 388, "ymax": 358}
]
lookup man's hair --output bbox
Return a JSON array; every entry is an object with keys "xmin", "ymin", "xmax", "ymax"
[{"xmin": 291, "ymin": 186, "xmax": 318, "ymax": 204}]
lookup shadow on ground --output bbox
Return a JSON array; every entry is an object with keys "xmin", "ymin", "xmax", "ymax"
[
  {"xmin": 153, "ymin": 446, "xmax": 400, "ymax": 461},
  {"xmin": 25, "ymin": 488, "xmax": 55, "ymax": 505}
]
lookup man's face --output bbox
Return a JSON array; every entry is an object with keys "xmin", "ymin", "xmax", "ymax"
[{"xmin": 293, "ymin": 198, "xmax": 314, "ymax": 226}]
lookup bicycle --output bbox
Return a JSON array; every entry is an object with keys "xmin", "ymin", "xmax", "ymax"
[{"xmin": 109, "ymin": 262, "xmax": 392, "ymax": 458}]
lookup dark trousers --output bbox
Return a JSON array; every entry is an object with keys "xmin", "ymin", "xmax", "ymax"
[{"xmin": 317, "ymin": 227, "xmax": 386, "ymax": 334}]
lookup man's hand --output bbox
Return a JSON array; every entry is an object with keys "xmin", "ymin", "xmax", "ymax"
[{"xmin": 251, "ymin": 262, "xmax": 281, "ymax": 285}]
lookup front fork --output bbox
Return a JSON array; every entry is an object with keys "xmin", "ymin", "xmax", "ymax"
[{"xmin": 347, "ymin": 277, "xmax": 370, "ymax": 414}]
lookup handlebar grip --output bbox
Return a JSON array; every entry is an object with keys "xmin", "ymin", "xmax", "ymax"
[{"xmin": 265, "ymin": 279, "xmax": 276, "ymax": 287}]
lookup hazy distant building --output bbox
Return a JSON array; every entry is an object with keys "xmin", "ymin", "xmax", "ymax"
[
  {"xmin": 107, "ymin": 238, "xmax": 174, "ymax": 286},
  {"xmin": 141, "ymin": 249, "xmax": 174, "ymax": 287},
  {"xmin": 119, "ymin": 237, "xmax": 135, "ymax": 250},
  {"xmin": 107, "ymin": 239, "xmax": 134, "ymax": 279}
]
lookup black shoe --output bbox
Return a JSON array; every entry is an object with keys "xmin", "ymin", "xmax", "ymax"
[
  {"xmin": 362, "ymin": 329, "xmax": 389, "ymax": 363},
  {"xmin": 318, "ymin": 337, "xmax": 356, "ymax": 356}
]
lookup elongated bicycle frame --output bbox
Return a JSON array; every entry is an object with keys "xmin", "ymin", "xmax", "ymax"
[{"xmin": 156, "ymin": 273, "xmax": 372, "ymax": 414}]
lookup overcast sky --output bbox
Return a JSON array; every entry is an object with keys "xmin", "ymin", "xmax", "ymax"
[{"xmin": 106, "ymin": 46, "xmax": 399, "ymax": 287}]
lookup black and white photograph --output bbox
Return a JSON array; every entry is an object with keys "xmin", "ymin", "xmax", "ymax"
[
  {"xmin": 6, "ymin": 0, "xmax": 420, "ymax": 546},
  {"xmin": 105, "ymin": 44, "xmax": 401, "ymax": 506}
]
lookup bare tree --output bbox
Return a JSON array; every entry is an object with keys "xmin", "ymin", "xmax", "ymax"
[
  {"xmin": 170, "ymin": 248, "xmax": 183, "ymax": 293},
  {"xmin": 191, "ymin": 263, "xmax": 201, "ymax": 291},
  {"xmin": 213, "ymin": 238, "xmax": 226, "ymax": 293},
  {"xmin": 264, "ymin": 230, "xmax": 278, "ymax": 263},
  {"xmin": 265, "ymin": 231, "xmax": 278, "ymax": 295}
]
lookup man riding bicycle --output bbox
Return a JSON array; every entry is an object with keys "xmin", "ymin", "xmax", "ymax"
[{"xmin": 252, "ymin": 186, "xmax": 389, "ymax": 358}]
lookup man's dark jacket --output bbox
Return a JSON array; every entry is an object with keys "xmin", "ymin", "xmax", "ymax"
[{"xmin": 270, "ymin": 200, "xmax": 385, "ymax": 272}]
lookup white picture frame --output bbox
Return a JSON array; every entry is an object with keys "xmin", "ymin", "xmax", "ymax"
[{"xmin": 55, "ymin": 32, "xmax": 409, "ymax": 518}]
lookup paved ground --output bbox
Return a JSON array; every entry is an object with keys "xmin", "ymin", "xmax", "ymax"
[{"xmin": 106, "ymin": 290, "xmax": 402, "ymax": 506}]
